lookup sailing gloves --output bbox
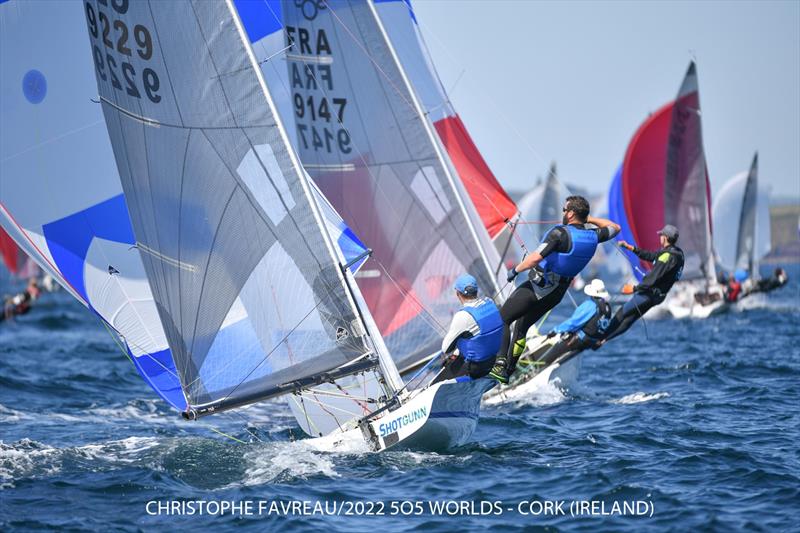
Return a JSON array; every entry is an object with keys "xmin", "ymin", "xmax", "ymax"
[{"xmin": 507, "ymin": 267, "xmax": 518, "ymax": 283}]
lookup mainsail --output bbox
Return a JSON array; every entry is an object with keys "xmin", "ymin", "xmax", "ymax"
[
  {"xmin": 608, "ymin": 62, "xmax": 714, "ymax": 282},
  {"xmin": 85, "ymin": 0, "xmax": 401, "ymax": 417},
  {"xmin": 664, "ymin": 62, "xmax": 715, "ymax": 282},
  {"xmin": 0, "ymin": 0, "xmax": 185, "ymax": 409},
  {"xmin": 274, "ymin": 0, "xmax": 504, "ymax": 372},
  {"xmin": 713, "ymin": 153, "xmax": 770, "ymax": 275},
  {"xmin": 735, "ymin": 153, "xmax": 759, "ymax": 274}
]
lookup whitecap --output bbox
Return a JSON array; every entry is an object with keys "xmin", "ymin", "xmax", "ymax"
[{"xmin": 611, "ymin": 392, "xmax": 670, "ymax": 405}]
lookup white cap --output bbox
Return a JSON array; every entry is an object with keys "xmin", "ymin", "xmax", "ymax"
[{"xmin": 583, "ymin": 279, "xmax": 609, "ymax": 299}]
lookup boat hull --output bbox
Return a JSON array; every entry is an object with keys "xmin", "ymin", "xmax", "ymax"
[
  {"xmin": 483, "ymin": 352, "xmax": 581, "ymax": 406},
  {"xmin": 306, "ymin": 377, "xmax": 496, "ymax": 453}
]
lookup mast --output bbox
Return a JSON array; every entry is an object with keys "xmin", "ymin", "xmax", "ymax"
[
  {"xmin": 365, "ymin": 0, "xmax": 502, "ymax": 297},
  {"xmin": 226, "ymin": 0, "xmax": 404, "ymax": 395}
]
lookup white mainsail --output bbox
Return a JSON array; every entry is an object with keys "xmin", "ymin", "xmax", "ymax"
[
  {"xmin": 275, "ymin": 0, "xmax": 503, "ymax": 376},
  {"xmin": 85, "ymin": 0, "xmax": 402, "ymax": 419}
]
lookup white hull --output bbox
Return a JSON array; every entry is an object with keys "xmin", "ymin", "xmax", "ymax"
[
  {"xmin": 662, "ymin": 281, "xmax": 729, "ymax": 319},
  {"xmin": 305, "ymin": 378, "xmax": 496, "ymax": 453},
  {"xmin": 483, "ymin": 352, "xmax": 581, "ymax": 406}
]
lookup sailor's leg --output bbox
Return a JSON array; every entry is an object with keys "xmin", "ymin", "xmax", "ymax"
[
  {"xmin": 605, "ymin": 293, "xmax": 654, "ymax": 341},
  {"xmin": 497, "ymin": 282, "xmax": 537, "ymax": 359},
  {"xmin": 506, "ymin": 283, "xmax": 568, "ymax": 372},
  {"xmin": 431, "ymin": 355, "xmax": 467, "ymax": 385},
  {"xmin": 467, "ymin": 357, "xmax": 496, "ymax": 379}
]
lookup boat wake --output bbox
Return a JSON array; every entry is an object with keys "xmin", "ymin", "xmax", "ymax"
[
  {"xmin": 484, "ymin": 378, "xmax": 568, "ymax": 408},
  {"xmin": 0, "ymin": 436, "xmax": 162, "ymax": 489}
]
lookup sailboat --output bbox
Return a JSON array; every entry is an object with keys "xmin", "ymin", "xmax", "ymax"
[
  {"xmin": 713, "ymin": 153, "xmax": 771, "ymax": 306},
  {"xmin": 90, "ymin": 0, "xmax": 494, "ymax": 451},
  {"xmin": 608, "ymin": 62, "xmax": 725, "ymax": 319}
]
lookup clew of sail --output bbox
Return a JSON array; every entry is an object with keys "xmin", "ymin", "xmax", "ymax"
[
  {"xmin": 86, "ymin": 0, "xmax": 399, "ymax": 418},
  {"xmin": 0, "ymin": 0, "xmax": 185, "ymax": 409}
]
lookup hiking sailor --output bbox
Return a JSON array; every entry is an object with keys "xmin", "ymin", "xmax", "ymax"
[
  {"xmin": 434, "ymin": 274, "xmax": 503, "ymax": 382},
  {"xmin": 602, "ymin": 224, "xmax": 685, "ymax": 342},
  {"xmin": 525, "ymin": 278, "xmax": 613, "ymax": 367},
  {"xmin": 490, "ymin": 195, "xmax": 620, "ymax": 382}
]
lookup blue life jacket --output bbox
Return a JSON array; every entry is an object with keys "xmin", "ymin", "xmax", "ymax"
[
  {"xmin": 456, "ymin": 298, "xmax": 503, "ymax": 362},
  {"xmin": 538, "ymin": 225, "xmax": 599, "ymax": 278}
]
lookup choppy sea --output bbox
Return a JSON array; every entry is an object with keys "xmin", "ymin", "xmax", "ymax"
[{"xmin": 1, "ymin": 266, "xmax": 798, "ymax": 532}]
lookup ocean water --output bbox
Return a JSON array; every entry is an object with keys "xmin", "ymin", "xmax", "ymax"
[{"xmin": 1, "ymin": 268, "xmax": 798, "ymax": 532}]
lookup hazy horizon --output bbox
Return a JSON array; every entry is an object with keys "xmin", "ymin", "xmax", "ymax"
[{"xmin": 413, "ymin": 0, "xmax": 800, "ymax": 203}]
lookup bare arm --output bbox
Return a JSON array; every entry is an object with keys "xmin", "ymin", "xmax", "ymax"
[
  {"xmin": 587, "ymin": 215, "xmax": 621, "ymax": 233},
  {"xmin": 514, "ymin": 251, "xmax": 544, "ymax": 274}
]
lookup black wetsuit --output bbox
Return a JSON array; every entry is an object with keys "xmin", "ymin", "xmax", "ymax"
[
  {"xmin": 498, "ymin": 223, "xmax": 616, "ymax": 373},
  {"xmin": 604, "ymin": 244, "xmax": 684, "ymax": 341}
]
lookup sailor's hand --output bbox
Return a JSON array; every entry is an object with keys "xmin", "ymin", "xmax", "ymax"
[
  {"xmin": 507, "ymin": 267, "xmax": 518, "ymax": 283},
  {"xmin": 618, "ymin": 240, "xmax": 635, "ymax": 251},
  {"xmin": 621, "ymin": 283, "xmax": 634, "ymax": 295}
]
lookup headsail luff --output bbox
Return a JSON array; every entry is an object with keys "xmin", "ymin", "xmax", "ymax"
[{"xmin": 87, "ymin": 0, "xmax": 400, "ymax": 417}]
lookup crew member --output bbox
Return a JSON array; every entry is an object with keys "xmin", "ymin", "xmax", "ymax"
[
  {"xmin": 753, "ymin": 267, "xmax": 789, "ymax": 294},
  {"xmin": 489, "ymin": 196, "xmax": 620, "ymax": 383},
  {"xmin": 435, "ymin": 274, "xmax": 503, "ymax": 382},
  {"xmin": 602, "ymin": 225, "xmax": 684, "ymax": 342}
]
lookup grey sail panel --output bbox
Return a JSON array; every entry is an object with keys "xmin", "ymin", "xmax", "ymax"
[
  {"xmin": 735, "ymin": 153, "xmax": 758, "ymax": 273},
  {"xmin": 87, "ymin": 0, "xmax": 369, "ymax": 410},
  {"xmin": 280, "ymin": 0, "xmax": 498, "ymax": 370},
  {"xmin": 664, "ymin": 62, "xmax": 715, "ymax": 282}
]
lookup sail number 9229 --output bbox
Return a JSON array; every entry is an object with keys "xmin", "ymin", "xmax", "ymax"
[{"xmin": 85, "ymin": 0, "xmax": 161, "ymax": 104}]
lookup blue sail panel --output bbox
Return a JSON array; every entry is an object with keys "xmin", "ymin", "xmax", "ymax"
[
  {"xmin": 128, "ymin": 346, "xmax": 186, "ymax": 411},
  {"xmin": 608, "ymin": 164, "xmax": 644, "ymax": 281}
]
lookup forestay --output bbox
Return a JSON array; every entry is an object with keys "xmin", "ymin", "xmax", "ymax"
[{"xmin": 86, "ymin": 0, "xmax": 393, "ymax": 416}]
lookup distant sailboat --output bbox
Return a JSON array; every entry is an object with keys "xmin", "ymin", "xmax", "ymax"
[
  {"xmin": 608, "ymin": 62, "xmax": 724, "ymax": 319},
  {"xmin": 713, "ymin": 153, "xmax": 770, "ymax": 278}
]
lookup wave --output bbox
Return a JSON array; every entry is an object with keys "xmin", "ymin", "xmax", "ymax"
[{"xmin": 611, "ymin": 392, "xmax": 670, "ymax": 405}]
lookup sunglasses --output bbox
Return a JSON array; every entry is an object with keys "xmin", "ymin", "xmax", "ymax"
[{"xmin": 562, "ymin": 207, "xmax": 570, "ymax": 213}]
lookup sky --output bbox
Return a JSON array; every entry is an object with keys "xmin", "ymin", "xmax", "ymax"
[{"xmin": 412, "ymin": 0, "xmax": 800, "ymax": 202}]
